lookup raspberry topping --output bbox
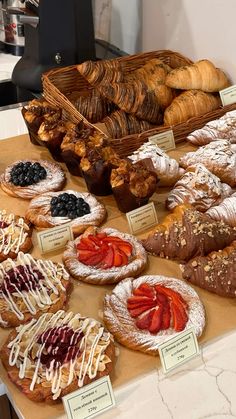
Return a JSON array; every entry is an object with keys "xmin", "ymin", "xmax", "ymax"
[
  {"xmin": 0, "ymin": 221, "xmax": 8, "ymax": 229},
  {"xmin": 1, "ymin": 265, "xmax": 44, "ymax": 294}
]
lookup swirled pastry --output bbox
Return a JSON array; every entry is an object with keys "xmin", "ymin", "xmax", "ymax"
[
  {"xmin": 25, "ymin": 190, "xmax": 106, "ymax": 237},
  {"xmin": 0, "ymin": 252, "xmax": 70, "ymax": 328},
  {"xmin": 187, "ymin": 110, "xmax": 236, "ymax": 146},
  {"xmin": 142, "ymin": 205, "xmax": 236, "ymax": 262},
  {"xmin": 1, "ymin": 160, "xmax": 66, "ymax": 199},
  {"xmin": 0, "ymin": 210, "xmax": 32, "ymax": 262},
  {"xmin": 0, "ymin": 310, "xmax": 115, "ymax": 402},
  {"xmin": 206, "ymin": 193, "xmax": 236, "ymax": 227},
  {"xmin": 182, "ymin": 241, "xmax": 236, "ymax": 297},
  {"xmin": 63, "ymin": 227, "xmax": 147, "ymax": 285},
  {"xmin": 128, "ymin": 142, "xmax": 184, "ymax": 187},
  {"xmin": 166, "ymin": 164, "xmax": 232, "ymax": 212},
  {"xmin": 104, "ymin": 275, "xmax": 205, "ymax": 355},
  {"xmin": 179, "ymin": 140, "xmax": 236, "ymax": 187}
]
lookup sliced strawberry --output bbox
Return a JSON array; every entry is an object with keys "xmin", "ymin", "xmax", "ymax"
[
  {"xmin": 78, "ymin": 249, "xmax": 96, "ymax": 261},
  {"xmin": 149, "ymin": 306, "xmax": 163, "ymax": 334},
  {"xmin": 96, "ymin": 232, "xmax": 107, "ymax": 240},
  {"xmin": 78, "ymin": 237, "xmax": 96, "ymax": 250},
  {"xmin": 155, "ymin": 285, "xmax": 188, "ymax": 309},
  {"xmin": 118, "ymin": 249, "xmax": 128, "ymax": 266},
  {"xmin": 136, "ymin": 309, "xmax": 154, "ymax": 330},
  {"xmin": 127, "ymin": 295, "xmax": 154, "ymax": 305},
  {"xmin": 133, "ymin": 283, "xmax": 156, "ymax": 299},
  {"xmin": 118, "ymin": 243, "xmax": 132, "ymax": 257},
  {"xmin": 102, "ymin": 236, "xmax": 127, "ymax": 244},
  {"xmin": 129, "ymin": 304, "xmax": 155, "ymax": 318},
  {"xmin": 170, "ymin": 301, "xmax": 188, "ymax": 332},
  {"xmin": 100, "ymin": 246, "xmax": 114, "ymax": 269},
  {"xmin": 87, "ymin": 235, "xmax": 101, "ymax": 246},
  {"xmin": 81, "ymin": 250, "xmax": 106, "ymax": 266},
  {"xmin": 112, "ymin": 245, "xmax": 123, "ymax": 267},
  {"xmin": 127, "ymin": 299, "xmax": 157, "ymax": 311},
  {"xmin": 155, "ymin": 292, "xmax": 169, "ymax": 307},
  {"xmin": 161, "ymin": 303, "xmax": 171, "ymax": 330}
]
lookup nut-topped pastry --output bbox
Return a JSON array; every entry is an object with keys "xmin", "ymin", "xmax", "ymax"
[
  {"xmin": 142, "ymin": 205, "xmax": 236, "ymax": 262},
  {"xmin": 1, "ymin": 159, "xmax": 66, "ymax": 199},
  {"xmin": 104, "ymin": 275, "xmax": 205, "ymax": 355},
  {"xmin": 26, "ymin": 190, "xmax": 106, "ymax": 237},
  {"xmin": 0, "ymin": 210, "xmax": 32, "ymax": 262},
  {"xmin": 63, "ymin": 226, "xmax": 147, "ymax": 285},
  {"xmin": 206, "ymin": 193, "xmax": 236, "ymax": 227},
  {"xmin": 0, "ymin": 253, "xmax": 71, "ymax": 328},
  {"xmin": 166, "ymin": 164, "xmax": 232, "ymax": 212},
  {"xmin": 0, "ymin": 310, "xmax": 115, "ymax": 402},
  {"xmin": 110, "ymin": 159, "xmax": 158, "ymax": 213}
]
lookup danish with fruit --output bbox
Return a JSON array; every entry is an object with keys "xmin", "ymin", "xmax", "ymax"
[{"xmin": 63, "ymin": 226, "xmax": 147, "ymax": 284}]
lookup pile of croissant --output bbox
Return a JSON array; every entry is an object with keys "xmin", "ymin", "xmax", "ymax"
[{"xmin": 74, "ymin": 56, "xmax": 230, "ymax": 138}]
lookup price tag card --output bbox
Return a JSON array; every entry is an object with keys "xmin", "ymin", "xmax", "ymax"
[
  {"xmin": 148, "ymin": 129, "xmax": 176, "ymax": 151},
  {"xmin": 220, "ymin": 84, "xmax": 236, "ymax": 106},
  {"xmin": 37, "ymin": 222, "xmax": 73, "ymax": 254},
  {"xmin": 62, "ymin": 376, "xmax": 116, "ymax": 419},
  {"xmin": 126, "ymin": 202, "xmax": 158, "ymax": 235},
  {"xmin": 158, "ymin": 328, "xmax": 200, "ymax": 374}
]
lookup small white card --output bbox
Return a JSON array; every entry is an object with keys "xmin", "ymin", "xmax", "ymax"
[
  {"xmin": 126, "ymin": 202, "xmax": 158, "ymax": 235},
  {"xmin": 220, "ymin": 84, "xmax": 236, "ymax": 106},
  {"xmin": 37, "ymin": 222, "xmax": 73, "ymax": 254},
  {"xmin": 158, "ymin": 328, "xmax": 200, "ymax": 374},
  {"xmin": 148, "ymin": 129, "xmax": 176, "ymax": 151},
  {"xmin": 62, "ymin": 376, "xmax": 116, "ymax": 419}
]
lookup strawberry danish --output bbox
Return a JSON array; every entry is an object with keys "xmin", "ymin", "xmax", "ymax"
[
  {"xmin": 63, "ymin": 226, "xmax": 147, "ymax": 284},
  {"xmin": 104, "ymin": 275, "xmax": 205, "ymax": 355}
]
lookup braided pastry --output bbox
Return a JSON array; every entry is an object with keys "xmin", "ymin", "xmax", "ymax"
[
  {"xmin": 179, "ymin": 140, "xmax": 236, "ymax": 187},
  {"xmin": 142, "ymin": 205, "xmax": 236, "ymax": 262},
  {"xmin": 182, "ymin": 241, "xmax": 236, "ymax": 297},
  {"xmin": 166, "ymin": 164, "xmax": 232, "ymax": 211}
]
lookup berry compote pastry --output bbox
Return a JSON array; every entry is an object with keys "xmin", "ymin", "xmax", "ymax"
[
  {"xmin": 0, "ymin": 252, "xmax": 71, "ymax": 328},
  {"xmin": 63, "ymin": 226, "xmax": 147, "ymax": 284},
  {"xmin": 0, "ymin": 210, "xmax": 32, "ymax": 262},
  {"xmin": 26, "ymin": 190, "xmax": 106, "ymax": 237},
  {"xmin": 104, "ymin": 275, "xmax": 205, "ymax": 355},
  {"xmin": 1, "ymin": 159, "xmax": 66, "ymax": 199},
  {"xmin": 0, "ymin": 310, "xmax": 115, "ymax": 402}
]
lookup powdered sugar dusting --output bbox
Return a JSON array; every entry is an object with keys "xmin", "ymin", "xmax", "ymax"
[
  {"xmin": 206, "ymin": 193, "xmax": 236, "ymax": 226},
  {"xmin": 104, "ymin": 275, "xmax": 205, "ymax": 355}
]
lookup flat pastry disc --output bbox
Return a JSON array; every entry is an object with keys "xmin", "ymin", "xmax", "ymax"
[
  {"xmin": 0, "ymin": 210, "xmax": 32, "ymax": 262},
  {"xmin": 25, "ymin": 190, "xmax": 107, "ymax": 237},
  {"xmin": 63, "ymin": 227, "xmax": 147, "ymax": 285},
  {"xmin": 0, "ymin": 310, "xmax": 115, "ymax": 403},
  {"xmin": 0, "ymin": 252, "xmax": 71, "ymax": 328},
  {"xmin": 104, "ymin": 275, "xmax": 205, "ymax": 355},
  {"xmin": 0, "ymin": 159, "xmax": 66, "ymax": 199}
]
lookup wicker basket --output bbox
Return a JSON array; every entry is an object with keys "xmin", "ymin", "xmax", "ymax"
[{"xmin": 42, "ymin": 50, "xmax": 236, "ymax": 157}]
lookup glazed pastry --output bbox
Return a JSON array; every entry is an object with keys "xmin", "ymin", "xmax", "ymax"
[
  {"xmin": 110, "ymin": 159, "xmax": 157, "ymax": 213},
  {"xmin": 1, "ymin": 160, "xmax": 66, "ymax": 199},
  {"xmin": 0, "ymin": 253, "xmax": 70, "ymax": 328},
  {"xmin": 179, "ymin": 140, "xmax": 236, "ymax": 187},
  {"xmin": 186, "ymin": 110, "xmax": 236, "ymax": 146},
  {"xmin": 142, "ymin": 205, "xmax": 236, "ymax": 262},
  {"xmin": 103, "ymin": 275, "xmax": 205, "ymax": 355},
  {"xmin": 182, "ymin": 241, "xmax": 236, "ymax": 297},
  {"xmin": 206, "ymin": 193, "xmax": 236, "ymax": 227},
  {"xmin": 0, "ymin": 210, "xmax": 32, "ymax": 262},
  {"xmin": 63, "ymin": 226, "xmax": 147, "ymax": 285},
  {"xmin": 26, "ymin": 190, "xmax": 106, "ymax": 237},
  {"xmin": 166, "ymin": 164, "xmax": 232, "ymax": 212},
  {"xmin": 0, "ymin": 310, "xmax": 115, "ymax": 402},
  {"xmin": 103, "ymin": 109, "xmax": 154, "ymax": 139},
  {"xmin": 128, "ymin": 142, "xmax": 184, "ymax": 187},
  {"xmin": 164, "ymin": 90, "xmax": 221, "ymax": 125}
]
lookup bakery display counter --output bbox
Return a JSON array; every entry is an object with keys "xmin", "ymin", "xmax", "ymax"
[{"xmin": 0, "ymin": 134, "xmax": 236, "ymax": 419}]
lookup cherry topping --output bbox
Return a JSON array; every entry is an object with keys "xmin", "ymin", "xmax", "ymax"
[
  {"xmin": 1, "ymin": 265, "xmax": 44, "ymax": 294},
  {"xmin": 0, "ymin": 221, "xmax": 8, "ymax": 229}
]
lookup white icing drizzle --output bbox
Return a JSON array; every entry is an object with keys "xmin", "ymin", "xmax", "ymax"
[
  {"xmin": 7, "ymin": 310, "xmax": 112, "ymax": 399},
  {"xmin": 0, "ymin": 210, "xmax": 29, "ymax": 255},
  {"xmin": 0, "ymin": 253, "xmax": 69, "ymax": 325},
  {"xmin": 206, "ymin": 192, "xmax": 236, "ymax": 226}
]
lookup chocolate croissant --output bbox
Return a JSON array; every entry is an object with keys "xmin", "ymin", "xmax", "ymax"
[
  {"xmin": 103, "ymin": 109, "xmax": 155, "ymax": 138},
  {"xmin": 142, "ymin": 205, "xmax": 236, "ymax": 262},
  {"xmin": 77, "ymin": 59, "xmax": 124, "ymax": 86},
  {"xmin": 182, "ymin": 241, "xmax": 236, "ymax": 297}
]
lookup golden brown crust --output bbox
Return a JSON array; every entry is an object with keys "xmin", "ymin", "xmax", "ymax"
[{"xmin": 0, "ymin": 214, "xmax": 33, "ymax": 262}]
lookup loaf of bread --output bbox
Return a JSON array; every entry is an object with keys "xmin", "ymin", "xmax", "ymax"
[
  {"xmin": 166, "ymin": 59, "xmax": 230, "ymax": 92},
  {"xmin": 164, "ymin": 90, "xmax": 220, "ymax": 125}
]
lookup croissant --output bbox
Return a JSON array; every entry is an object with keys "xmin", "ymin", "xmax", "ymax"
[
  {"xmin": 186, "ymin": 110, "xmax": 236, "ymax": 146},
  {"xmin": 182, "ymin": 241, "xmax": 236, "ymax": 297},
  {"xmin": 103, "ymin": 109, "xmax": 154, "ymax": 139},
  {"xmin": 166, "ymin": 164, "xmax": 232, "ymax": 212},
  {"xmin": 166, "ymin": 59, "xmax": 230, "ymax": 92},
  {"xmin": 142, "ymin": 205, "xmax": 236, "ymax": 262},
  {"xmin": 206, "ymin": 193, "xmax": 236, "ymax": 227},
  {"xmin": 128, "ymin": 142, "xmax": 184, "ymax": 187},
  {"xmin": 77, "ymin": 59, "xmax": 124, "ymax": 86},
  {"xmin": 164, "ymin": 90, "xmax": 221, "ymax": 125},
  {"xmin": 69, "ymin": 90, "xmax": 114, "ymax": 123},
  {"xmin": 179, "ymin": 140, "xmax": 236, "ymax": 187},
  {"xmin": 99, "ymin": 80, "xmax": 162, "ymax": 124}
]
